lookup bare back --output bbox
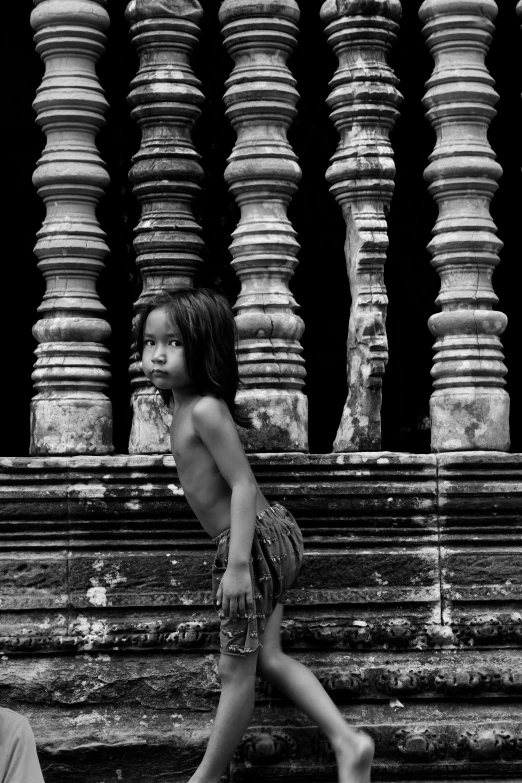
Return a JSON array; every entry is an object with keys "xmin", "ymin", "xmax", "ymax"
[{"xmin": 170, "ymin": 396, "xmax": 268, "ymax": 538}]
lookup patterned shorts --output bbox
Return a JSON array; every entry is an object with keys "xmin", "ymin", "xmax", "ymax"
[{"xmin": 211, "ymin": 503, "xmax": 304, "ymax": 657}]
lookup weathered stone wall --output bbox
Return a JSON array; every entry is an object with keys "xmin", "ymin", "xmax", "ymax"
[{"xmin": 1, "ymin": 454, "xmax": 520, "ymax": 780}]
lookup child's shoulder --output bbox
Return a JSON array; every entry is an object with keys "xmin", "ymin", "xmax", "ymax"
[{"xmin": 192, "ymin": 395, "xmax": 231, "ymax": 426}]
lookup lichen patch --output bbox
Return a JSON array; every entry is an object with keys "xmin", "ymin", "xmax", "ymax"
[{"xmin": 86, "ymin": 586, "xmax": 107, "ymax": 607}]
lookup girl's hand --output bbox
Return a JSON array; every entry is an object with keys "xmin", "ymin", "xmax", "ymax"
[{"xmin": 216, "ymin": 563, "xmax": 254, "ymax": 622}]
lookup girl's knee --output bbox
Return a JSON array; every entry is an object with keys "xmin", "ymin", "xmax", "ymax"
[
  {"xmin": 257, "ymin": 648, "xmax": 286, "ymax": 681},
  {"xmin": 218, "ymin": 651, "xmax": 257, "ymax": 684},
  {"xmin": 218, "ymin": 653, "xmax": 240, "ymax": 683}
]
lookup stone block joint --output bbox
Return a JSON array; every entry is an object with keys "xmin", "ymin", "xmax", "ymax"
[
  {"xmin": 219, "ymin": 0, "xmax": 308, "ymax": 453},
  {"xmin": 30, "ymin": 0, "xmax": 113, "ymax": 455},
  {"xmin": 321, "ymin": 0, "xmax": 402, "ymax": 452},
  {"xmin": 420, "ymin": 0, "xmax": 510, "ymax": 453}
]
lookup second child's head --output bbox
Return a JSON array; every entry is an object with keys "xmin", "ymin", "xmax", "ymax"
[{"xmin": 136, "ymin": 288, "xmax": 250, "ymax": 427}]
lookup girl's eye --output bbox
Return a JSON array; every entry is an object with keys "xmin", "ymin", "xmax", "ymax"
[
  {"xmin": 170, "ymin": 340, "xmax": 182, "ymax": 347},
  {"xmin": 144, "ymin": 340, "xmax": 154, "ymax": 347}
]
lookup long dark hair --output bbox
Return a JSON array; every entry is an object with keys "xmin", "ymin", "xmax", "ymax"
[{"xmin": 134, "ymin": 288, "xmax": 252, "ymax": 428}]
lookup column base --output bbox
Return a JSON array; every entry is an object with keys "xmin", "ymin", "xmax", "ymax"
[
  {"xmin": 333, "ymin": 387, "xmax": 382, "ymax": 453},
  {"xmin": 30, "ymin": 395, "xmax": 113, "ymax": 455},
  {"xmin": 129, "ymin": 388, "xmax": 172, "ymax": 454},
  {"xmin": 236, "ymin": 389, "xmax": 308, "ymax": 452},
  {"xmin": 430, "ymin": 388, "xmax": 510, "ymax": 452}
]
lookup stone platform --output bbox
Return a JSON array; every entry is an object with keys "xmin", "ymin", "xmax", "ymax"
[{"xmin": 0, "ymin": 453, "xmax": 521, "ymax": 781}]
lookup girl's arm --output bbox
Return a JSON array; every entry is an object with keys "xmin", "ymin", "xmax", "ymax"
[{"xmin": 192, "ymin": 396, "xmax": 257, "ymax": 620}]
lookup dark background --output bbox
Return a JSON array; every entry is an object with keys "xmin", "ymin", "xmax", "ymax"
[{"xmin": 3, "ymin": 0, "xmax": 521, "ymax": 456}]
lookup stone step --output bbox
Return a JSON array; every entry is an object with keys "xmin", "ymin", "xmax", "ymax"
[
  {"xmin": 8, "ymin": 702, "xmax": 520, "ymax": 782},
  {"xmin": 2, "ymin": 650, "xmax": 521, "ymax": 708}
]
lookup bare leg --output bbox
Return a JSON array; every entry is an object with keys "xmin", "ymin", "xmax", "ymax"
[
  {"xmin": 257, "ymin": 604, "xmax": 374, "ymax": 783},
  {"xmin": 188, "ymin": 649, "xmax": 258, "ymax": 783}
]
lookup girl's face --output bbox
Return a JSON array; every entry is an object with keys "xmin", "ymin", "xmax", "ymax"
[{"xmin": 142, "ymin": 307, "xmax": 192, "ymax": 392}]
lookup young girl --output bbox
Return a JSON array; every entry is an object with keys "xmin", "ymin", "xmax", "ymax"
[{"xmin": 137, "ymin": 288, "xmax": 374, "ymax": 783}]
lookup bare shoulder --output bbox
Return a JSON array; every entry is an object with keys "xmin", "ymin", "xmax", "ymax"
[{"xmin": 192, "ymin": 395, "xmax": 233, "ymax": 431}]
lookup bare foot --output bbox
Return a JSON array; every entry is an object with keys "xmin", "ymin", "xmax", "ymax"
[{"xmin": 335, "ymin": 729, "xmax": 374, "ymax": 783}]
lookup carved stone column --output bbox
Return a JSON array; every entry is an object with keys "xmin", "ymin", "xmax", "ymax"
[
  {"xmin": 220, "ymin": 0, "xmax": 307, "ymax": 453},
  {"xmin": 30, "ymin": 0, "xmax": 113, "ymax": 455},
  {"xmin": 420, "ymin": 0, "xmax": 509, "ymax": 452},
  {"xmin": 126, "ymin": 0, "xmax": 204, "ymax": 454},
  {"xmin": 321, "ymin": 0, "xmax": 402, "ymax": 452}
]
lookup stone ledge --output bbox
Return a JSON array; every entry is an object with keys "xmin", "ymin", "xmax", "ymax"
[
  {"xmin": 1, "ymin": 650, "xmax": 521, "ymax": 707},
  {"xmin": 2, "ymin": 452, "xmax": 519, "ymax": 533},
  {"xmin": 3, "ymin": 451, "xmax": 520, "ymax": 467},
  {"xmin": 11, "ymin": 704, "xmax": 520, "ymax": 782},
  {"xmin": 1, "ymin": 452, "xmax": 437, "ymax": 468},
  {"xmin": 2, "ymin": 612, "xmax": 522, "ymax": 655}
]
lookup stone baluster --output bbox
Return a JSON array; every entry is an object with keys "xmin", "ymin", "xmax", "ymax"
[
  {"xmin": 321, "ymin": 0, "xmax": 402, "ymax": 452},
  {"xmin": 220, "ymin": 0, "xmax": 307, "ymax": 452},
  {"xmin": 126, "ymin": 0, "xmax": 204, "ymax": 454},
  {"xmin": 420, "ymin": 0, "xmax": 510, "ymax": 452},
  {"xmin": 30, "ymin": 0, "xmax": 113, "ymax": 455}
]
